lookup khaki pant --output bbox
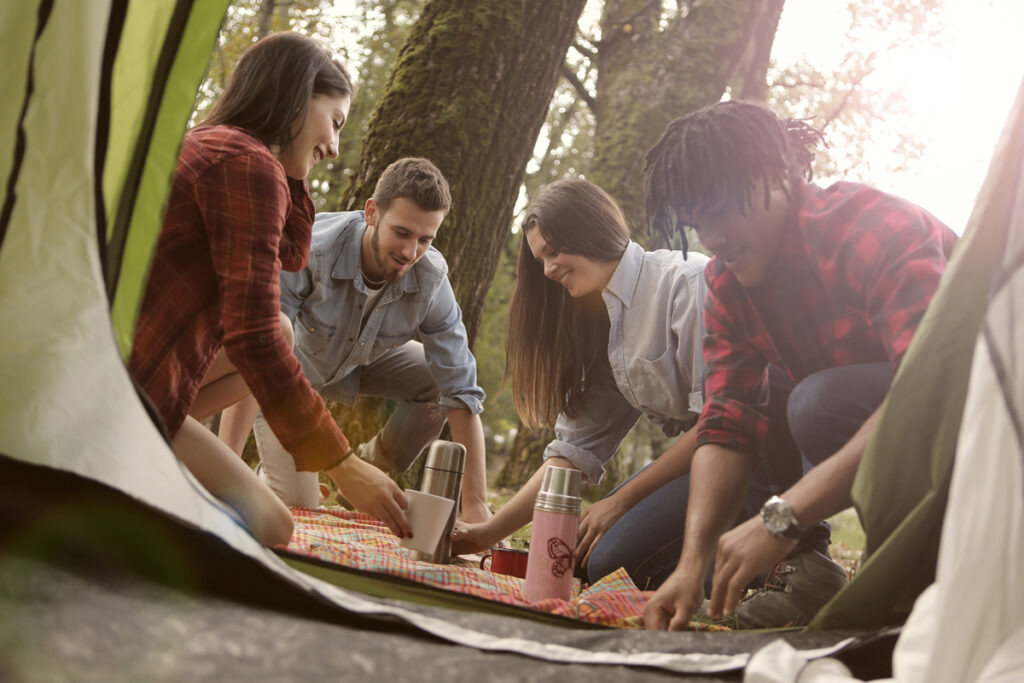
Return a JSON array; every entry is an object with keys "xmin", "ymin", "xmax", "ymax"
[{"xmin": 254, "ymin": 340, "xmax": 446, "ymax": 506}]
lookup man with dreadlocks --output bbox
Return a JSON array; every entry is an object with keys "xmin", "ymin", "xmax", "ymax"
[{"xmin": 642, "ymin": 100, "xmax": 958, "ymax": 630}]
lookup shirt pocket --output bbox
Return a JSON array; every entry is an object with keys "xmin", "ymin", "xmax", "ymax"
[
  {"xmin": 370, "ymin": 333, "xmax": 410, "ymax": 360},
  {"xmin": 626, "ymin": 348, "xmax": 681, "ymax": 413},
  {"xmin": 294, "ymin": 309, "xmax": 336, "ymax": 385}
]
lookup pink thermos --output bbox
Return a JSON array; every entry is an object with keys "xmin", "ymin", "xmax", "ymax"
[{"xmin": 524, "ymin": 465, "xmax": 582, "ymax": 602}]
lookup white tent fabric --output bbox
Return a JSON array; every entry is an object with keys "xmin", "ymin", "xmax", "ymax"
[{"xmin": 744, "ymin": 78, "xmax": 1024, "ymax": 683}]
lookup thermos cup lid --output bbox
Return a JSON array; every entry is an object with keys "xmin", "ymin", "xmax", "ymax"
[
  {"xmin": 424, "ymin": 440, "xmax": 466, "ymax": 473},
  {"xmin": 535, "ymin": 465, "xmax": 581, "ymax": 513}
]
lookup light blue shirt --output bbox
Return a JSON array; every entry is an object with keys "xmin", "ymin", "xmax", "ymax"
[
  {"xmin": 543, "ymin": 242, "xmax": 709, "ymax": 483},
  {"xmin": 280, "ymin": 211, "xmax": 485, "ymax": 414}
]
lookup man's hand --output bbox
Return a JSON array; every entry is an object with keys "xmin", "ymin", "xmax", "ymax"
[
  {"xmin": 576, "ymin": 495, "xmax": 628, "ymax": 569},
  {"xmin": 449, "ymin": 520, "xmax": 499, "ymax": 556},
  {"xmin": 707, "ymin": 515, "xmax": 797, "ymax": 618},
  {"xmin": 327, "ymin": 456, "xmax": 411, "ymax": 538},
  {"xmin": 643, "ymin": 567, "xmax": 706, "ymax": 630}
]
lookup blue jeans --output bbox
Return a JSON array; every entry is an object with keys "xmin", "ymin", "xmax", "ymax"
[{"xmin": 585, "ymin": 362, "xmax": 894, "ymax": 590}]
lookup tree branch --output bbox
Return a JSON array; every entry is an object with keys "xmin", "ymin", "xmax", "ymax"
[
  {"xmin": 571, "ymin": 38, "xmax": 597, "ymax": 61},
  {"xmin": 561, "ymin": 63, "xmax": 596, "ymax": 112},
  {"xmin": 821, "ymin": 67, "xmax": 871, "ymax": 131}
]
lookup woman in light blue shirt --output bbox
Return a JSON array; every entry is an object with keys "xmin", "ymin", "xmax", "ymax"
[{"xmin": 451, "ymin": 178, "xmax": 775, "ymax": 589}]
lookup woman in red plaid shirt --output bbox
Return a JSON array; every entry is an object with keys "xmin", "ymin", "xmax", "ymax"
[
  {"xmin": 641, "ymin": 101, "xmax": 957, "ymax": 630},
  {"xmin": 130, "ymin": 33, "xmax": 414, "ymax": 546}
]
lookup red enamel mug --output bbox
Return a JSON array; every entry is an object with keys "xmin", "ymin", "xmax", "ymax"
[{"xmin": 480, "ymin": 547, "xmax": 529, "ymax": 579}]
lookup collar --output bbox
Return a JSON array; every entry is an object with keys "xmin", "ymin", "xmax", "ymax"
[
  {"xmin": 330, "ymin": 213, "xmax": 421, "ymax": 295},
  {"xmin": 603, "ymin": 241, "xmax": 644, "ymax": 308}
]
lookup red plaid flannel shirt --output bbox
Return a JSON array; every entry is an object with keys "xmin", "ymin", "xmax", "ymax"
[
  {"xmin": 698, "ymin": 180, "xmax": 958, "ymax": 455},
  {"xmin": 129, "ymin": 126, "xmax": 349, "ymax": 471}
]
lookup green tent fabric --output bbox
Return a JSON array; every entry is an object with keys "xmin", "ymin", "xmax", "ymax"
[
  {"xmin": 811, "ymin": 78, "xmax": 1024, "ymax": 630},
  {"xmin": 104, "ymin": 1, "xmax": 235, "ymax": 358}
]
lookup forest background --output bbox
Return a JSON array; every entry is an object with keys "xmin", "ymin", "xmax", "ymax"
[{"xmin": 196, "ymin": 0, "xmax": 1024, "ymax": 504}]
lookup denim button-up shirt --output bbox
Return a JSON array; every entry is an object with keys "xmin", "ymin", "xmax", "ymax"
[
  {"xmin": 543, "ymin": 242, "xmax": 708, "ymax": 483},
  {"xmin": 279, "ymin": 211, "xmax": 485, "ymax": 414}
]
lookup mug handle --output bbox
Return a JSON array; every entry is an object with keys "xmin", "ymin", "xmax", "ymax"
[{"xmin": 479, "ymin": 553, "xmax": 492, "ymax": 570}]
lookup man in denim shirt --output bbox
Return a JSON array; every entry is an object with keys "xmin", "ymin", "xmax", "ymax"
[{"xmin": 226, "ymin": 158, "xmax": 490, "ymax": 526}]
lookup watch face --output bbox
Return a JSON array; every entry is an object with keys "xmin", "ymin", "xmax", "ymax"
[{"xmin": 762, "ymin": 500, "xmax": 790, "ymax": 535}]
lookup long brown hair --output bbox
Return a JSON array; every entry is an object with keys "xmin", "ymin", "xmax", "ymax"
[
  {"xmin": 204, "ymin": 31, "xmax": 353, "ymax": 150},
  {"xmin": 505, "ymin": 179, "xmax": 630, "ymax": 429}
]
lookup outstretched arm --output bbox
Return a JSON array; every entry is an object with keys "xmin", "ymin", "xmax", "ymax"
[
  {"xmin": 446, "ymin": 406, "xmax": 491, "ymax": 523},
  {"xmin": 450, "ymin": 456, "xmax": 575, "ymax": 556},
  {"xmin": 644, "ymin": 444, "xmax": 752, "ymax": 630},
  {"xmin": 707, "ymin": 406, "xmax": 881, "ymax": 618}
]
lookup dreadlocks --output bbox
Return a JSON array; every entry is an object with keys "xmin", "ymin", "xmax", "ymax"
[{"xmin": 643, "ymin": 100, "xmax": 825, "ymax": 254}]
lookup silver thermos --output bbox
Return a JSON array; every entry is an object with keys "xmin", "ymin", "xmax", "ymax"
[{"xmin": 408, "ymin": 440, "xmax": 465, "ymax": 563}]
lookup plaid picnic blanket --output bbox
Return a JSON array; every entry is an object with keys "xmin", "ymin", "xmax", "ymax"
[{"xmin": 285, "ymin": 507, "xmax": 728, "ymax": 630}]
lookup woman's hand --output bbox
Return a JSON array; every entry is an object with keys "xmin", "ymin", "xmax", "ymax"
[
  {"xmin": 327, "ymin": 457, "xmax": 411, "ymax": 538},
  {"xmin": 576, "ymin": 494, "xmax": 629, "ymax": 569},
  {"xmin": 450, "ymin": 520, "xmax": 499, "ymax": 556}
]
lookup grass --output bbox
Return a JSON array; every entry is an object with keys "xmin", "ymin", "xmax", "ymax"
[{"xmin": 825, "ymin": 507, "xmax": 865, "ymax": 576}]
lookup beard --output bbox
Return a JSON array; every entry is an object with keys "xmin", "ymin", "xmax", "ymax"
[{"xmin": 370, "ymin": 226, "xmax": 408, "ymax": 283}]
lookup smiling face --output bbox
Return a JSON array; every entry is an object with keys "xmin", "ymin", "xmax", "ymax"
[
  {"xmin": 684, "ymin": 181, "xmax": 791, "ymax": 288},
  {"xmin": 361, "ymin": 197, "xmax": 445, "ymax": 283},
  {"xmin": 276, "ymin": 93, "xmax": 351, "ymax": 179},
  {"xmin": 525, "ymin": 227, "xmax": 618, "ymax": 298}
]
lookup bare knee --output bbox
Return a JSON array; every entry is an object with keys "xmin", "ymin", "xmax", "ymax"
[{"xmin": 255, "ymin": 502, "xmax": 295, "ymax": 547}]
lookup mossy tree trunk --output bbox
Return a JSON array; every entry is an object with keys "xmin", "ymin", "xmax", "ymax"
[
  {"xmin": 589, "ymin": 0, "xmax": 785, "ymax": 237},
  {"xmin": 339, "ymin": 0, "xmax": 588, "ymax": 346},
  {"xmin": 494, "ymin": 427, "xmax": 552, "ymax": 491}
]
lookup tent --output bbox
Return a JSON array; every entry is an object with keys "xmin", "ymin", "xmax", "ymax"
[
  {"xmin": 2, "ymin": 1, "xmax": 1020, "ymax": 679},
  {"xmin": 746, "ymin": 78, "xmax": 1024, "ymax": 681}
]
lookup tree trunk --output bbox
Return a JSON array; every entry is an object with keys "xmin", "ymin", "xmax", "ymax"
[
  {"xmin": 495, "ymin": 427, "xmax": 553, "ymax": 491},
  {"xmin": 339, "ymin": 0, "xmax": 588, "ymax": 345},
  {"xmin": 256, "ymin": 0, "xmax": 280, "ymax": 39},
  {"xmin": 589, "ymin": 0, "xmax": 786, "ymax": 237}
]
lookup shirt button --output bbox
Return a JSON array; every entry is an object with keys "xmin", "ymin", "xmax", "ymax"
[{"xmin": 360, "ymin": 342, "xmax": 365, "ymax": 346}]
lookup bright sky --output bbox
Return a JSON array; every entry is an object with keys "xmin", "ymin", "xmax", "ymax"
[{"xmin": 774, "ymin": 0, "xmax": 1024, "ymax": 234}]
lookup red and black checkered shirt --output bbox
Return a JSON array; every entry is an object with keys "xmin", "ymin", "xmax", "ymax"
[
  {"xmin": 129, "ymin": 126, "xmax": 349, "ymax": 471},
  {"xmin": 697, "ymin": 180, "xmax": 958, "ymax": 456}
]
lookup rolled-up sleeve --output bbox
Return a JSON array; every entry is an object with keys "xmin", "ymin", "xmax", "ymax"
[
  {"xmin": 544, "ymin": 380, "xmax": 642, "ymax": 484},
  {"xmin": 419, "ymin": 274, "xmax": 486, "ymax": 415}
]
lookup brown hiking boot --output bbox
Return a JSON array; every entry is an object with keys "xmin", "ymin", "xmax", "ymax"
[{"xmin": 733, "ymin": 549, "xmax": 848, "ymax": 629}]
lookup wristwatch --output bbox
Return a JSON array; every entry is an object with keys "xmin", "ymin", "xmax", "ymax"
[{"xmin": 760, "ymin": 495, "xmax": 806, "ymax": 539}]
